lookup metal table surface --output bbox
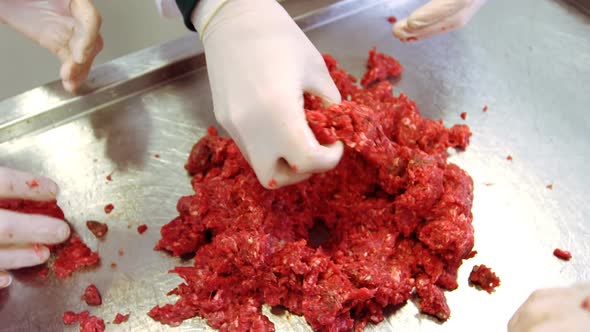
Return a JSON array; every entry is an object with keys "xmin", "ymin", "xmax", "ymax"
[{"xmin": 1, "ymin": 0, "xmax": 589, "ymax": 331}]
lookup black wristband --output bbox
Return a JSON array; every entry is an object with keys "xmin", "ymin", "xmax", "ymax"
[{"xmin": 175, "ymin": 0, "xmax": 201, "ymax": 32}]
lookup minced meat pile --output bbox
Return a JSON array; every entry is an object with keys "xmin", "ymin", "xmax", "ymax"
[{"xmin": 149, "ymin": 50, "xmax": 474, "ymax": 331}]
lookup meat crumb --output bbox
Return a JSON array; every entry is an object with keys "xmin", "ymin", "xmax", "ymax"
[
  {"xmin": 506, "ymin": 155, "xmax": 513, "ymax": 161},
  {"xmin": 137, "ymin": 224, "xmax": 148, "ymax": 234},
  {"xmin": 465, "ymin": 250, "xmax": 478, "ymax": 259},
  {"xmin": 26, "ymin": 180, "xmax": 39, "ymax": 188},
  {"xmin": 460, "ymin": 112, "xmax": 467, "ymax": 120},
  {"xmin": 86, "ymin": 221, "xmax": 108, "ymax": 239},
  {"xmin": 582, "ymin": 297, "xmax": 590, "ymax": 311},
  {"xmin": 63, "ymin": 311, "xmax": 105, "ymax": 332},
  {"xmin": 113, "ymin": 313, "xmax": 130, "ymax": 324},
  {"xmin": 82, "ymin": 284, "xmax": 102, "ymax": 306},
  {"xmin": 104, "ymin": 204, "xmax": 114, "ymax": 214},
  {"xmin": 483, "ymin": 105, "xmax": 488, "ymax": 112},
  {"xmin": 553, "ymin": 248, "xmax": 572, "ymax": 261},
  {"xmin": 110, "ymin": 263, "xmax": 117, "ymax": 269},
  {"xmin": 118, "ymin": 249, "xmax": 124, "ymax": 257},
  {"xmin": 546, "ymin": 184, "xmax": 553, "ymax": 190},
  {"xmin": 483, "ymin": 182, "xmax": 495, "ymax": 186},
  {"xmin": 387, "ymin": 16, "xmax": 397, "ymax": 23},
  {"xmin": 468, "ymin": 265, "xmax": 500, "ymax": 293},
  {"xmin": 154, "ymin": 154, "xmax": 160, "ymax": 158}
]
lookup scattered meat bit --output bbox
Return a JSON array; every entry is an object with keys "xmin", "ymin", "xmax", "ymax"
[
  {"xmin": 460, "ymin": 112, "xmax": 467, "ymax": 120},
  {"xmin": 86, "ymin": 221, "xmax": 108, "ymax": 239},
  {"xmin": 582, "ymin": 297, "xmax": 590, "ymax": 311},
  {"xmin": 150, "ymin": 51, "xmax": 475, "ymax": 330},
  {"xmin": 63, "ymin": 310, "xmax": 105, "ymax": 332},
  {"xmin": 53, "ymin": 237, "xmax": 100, "ymax": 278},
  {"xmin": 104, "ymin": 204, "xmax": 114, "ymax": 214},
  {"xmin": 553, "ymin": 248, "xmax": 572, "ymax": 261},
  {"xmin": 361, "ymin": 47, "xmax": 403, "ymax": 87},
  {"xmin": 405, "ymin": 36, "xmax": 418, "ymax": 42},
  {"xmin": 154, "ymin": 154, "xmax": 160, "ymax": 158},
  {"xmin": 110, "ymin": 263, "xmax": 117, "ymax": 269},
  {"xmin": 37, "ymin": 266, "xmax": 50, "ymax": 278},
  {"xmin": 483, "ymin": 182, "xmax": 495, "ymax": 186},
  {"xmin": 79, "ymin": 315, "xmax": 105, "ymax": 332},
  {"xmin": 483, "ymin": 105, "xmax": 488, "ymax": 112},
  {"xmin": 290, "ymin": 164, "xmax": 298, "ymax": 172},
  {"xmin": 267, "ymin": 179, "xmax": 277, "ymax": 188},
  {"xmin": 465, "ymin": 250, "xmax": 478, "ymax": 259},
  {"xmin": 506, "ymin": 155, "xmax": 513, "ymax": 161},
  {"xmin": 82, "ymin": 284, "xmax": 102, "ymax": 306},
  {"xmin": 63, "ymin": 310, "xmax": 89, "ymax": 325},
  {"xmin": 118, "ymin": 249, "xmax": 124, "ymax": 257},
  {"xmin": 469, "ymin": 265, "xmax": 501, "ymax": 293},
  {"xmin": 113, "ymin": 313, "xmax": 130, "ymax": 324},
  {"xmin": 137, "ymin": 224, "xmax": 148, "ymax": 234},
  {"xmin": 127, "ymin": 224, "xmax": 132, "ymax": 229},
  {"xmin": 387, "ymin": 16, "xmax": 397, "ymax": 23},
  {"xmin": 26, "ymin": 180, "xmax": 39, "ymax": 188},
  {"xmin": 546, "ymin": 184, "xmax": 553, "ymax": 190}
]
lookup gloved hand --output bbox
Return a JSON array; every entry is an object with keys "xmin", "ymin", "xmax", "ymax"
[
  {"xmin": 393, "ymin": 0, "xmax": 486, "ymax": 41},
  {"xmin": 0, "ymin": 0, "xmax": 102, "ymax": 92},
  {"xmin": 508, "ymin": 283, "xmax": 590, "ymax": 332},
  {"xmin": 0, "ymin": 167, "xmax": 70, "ymax": 289},
  {"xmin": 191, "ymin": 0, "xmax": 343, "ymax": 189}
]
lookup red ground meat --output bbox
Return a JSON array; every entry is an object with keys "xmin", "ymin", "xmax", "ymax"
[
  {"xmin": 82, "ymin": 284, "xmax": 102, "ymax": 306},
  {"xmin": 151, "ymin": 50, "xmax": 474, "ymax": 331},
  {"xmin": 387, "ymin": 16, "xmax": 397, "ymax": 23},
  {"xmin": 361, "ymin": 47, "xmax": 403, "ymax": 87},
  {"xmin": 63, "ymin": 310, "xmax": 89, "ymax": 325},
  {"xmin": 86, "ymin": 221, "xmax": 108, "ymax": 239},
  {"xmin": 104, "ymin": 204, "xmax": 114, "ymax": 214},
  {"xmin": 80, "ymin": 315, "xmax": 105, "ymax": 332},
  {"xmin": 0, "ymin": 199, "xmax": 64, "ymax": 219},
  {"xmin": 483, "ymin": 105, "xmax": 488, "ymax": 112},
  {"xmin": 506, "ymin": 155, "xmax": 513, "ymax": 161},
  {"xmin": 468, "ymin": 265, "xmax": 500, "ymax": 293},
  {"xmin": 53, "ymin": 237, "xmax": 100, "ymax": 278},
  {"xmin": 460, "ymin": 112, "xmax": 467, "ymax": 120},
  {"xmin": 0, "ymin": 199, "xmax": 99, "ymax": 278},
  {"xmin": 137, "ymin": 224, "xmax": 148, "ymax": 234},
  {"xmin": 553, "ymin": 248, "xmax": 572, "ymax": 261},
  {"xmin": 546, "ymin": 184, "xmax": 553, "ymax": 190},
  {"xmin": 113, "ymin": 313, "xmax": 130, "ymax": 324},
  {"xmin": 63, "ymin": 311, "xmax": 105, "ymax": 332}
]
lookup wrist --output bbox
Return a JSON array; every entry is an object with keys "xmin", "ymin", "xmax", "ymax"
[{"xmin": 191, "ymin": 0, "xmax": 231, "ymax": 37}]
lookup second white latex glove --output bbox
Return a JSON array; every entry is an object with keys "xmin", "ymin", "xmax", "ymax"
[
  {"xmin": 193, "ymin": 0, "xmax": 343, "ymax": 189},
  {"xmin": 508, "ymin": 283, "xmax": 590, "ymax": 332},
  {"xmin": 0, "ymin": 0, "xmax": 102, "ymax": 92},
  {"xmin": 393, "ymin": 0, "xmax": 486, "ymax": 41},
  {"xmin": 0, "ymin": 167, "xmax": 70, "ymax": 289}
]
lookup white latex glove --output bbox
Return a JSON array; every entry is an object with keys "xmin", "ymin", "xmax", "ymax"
[
  {"xmin": 192, "ymin": 0, "xmax": 343, "ymax": 189},
  {"xmin": 393, "ymin": 0, "xmax": 486, "ymax": 41},
  {"xmin": 0, "ymin": 167, "xmax": 70, "ymax": 289},
  {"xmin": 154, "ymin": 0, "xmax": 181, "ymax": 18},
  {"xmin": 0, "ymin": 0, "xmax": 102, "ymax": 92},
  {"xmin": 508, "ymin": 283, "xmax": 590, "ymax": 332}
]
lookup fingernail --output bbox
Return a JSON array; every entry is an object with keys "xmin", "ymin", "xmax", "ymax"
[
  {"xmin": 48, "ymin": 181, "xmax": 60, "ymax": 198},
  {"xmin": 57, "ymin": 224, "xmax": 71, "ymax": 242},
  {"xmin": 0, "ymin": 272, "xmax": 12, "ymax": 289}
]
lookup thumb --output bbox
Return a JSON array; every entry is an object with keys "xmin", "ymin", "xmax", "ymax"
[{"xmin": 69, "ymin": 0, "xmax": 101, "ymax": 63}]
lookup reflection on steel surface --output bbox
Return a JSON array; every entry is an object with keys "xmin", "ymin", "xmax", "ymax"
[{"xmin": 0, "ymin": 0, "xmax": 589, "ymax": 331}]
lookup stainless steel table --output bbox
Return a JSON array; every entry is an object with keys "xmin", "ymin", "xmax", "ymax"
[{"xmin": 1, "ymin": 0, "xmax": 588, "ymax": 331}]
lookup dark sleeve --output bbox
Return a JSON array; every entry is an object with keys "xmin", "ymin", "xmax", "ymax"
[{"xmin": 175, "ymin": 0, "xmax": 201, "ymax": 31}]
